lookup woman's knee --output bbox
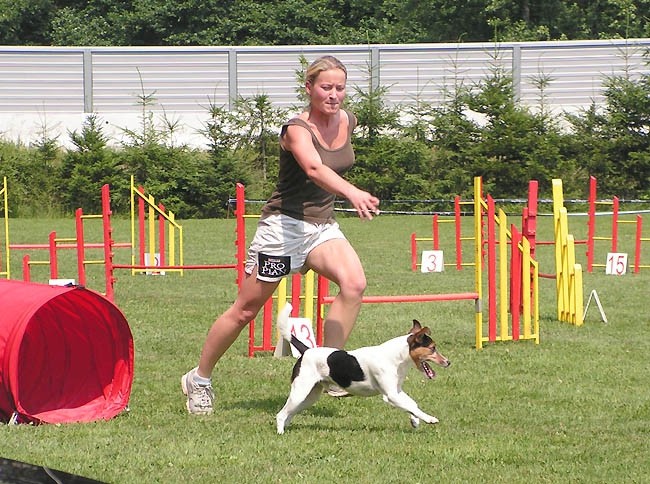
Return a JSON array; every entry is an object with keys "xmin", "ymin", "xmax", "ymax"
[
  {"xmin": 338, "ymin": 271, "xmax": 367, "ymax": 298},
  {"xmin": 227, "ymin": 303, "xmax": 262, "ymax": 328}
]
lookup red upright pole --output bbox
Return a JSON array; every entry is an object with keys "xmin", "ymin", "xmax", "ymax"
[
  {"xmin": 612, "ymin": 196, "xmax": 619, "ymax": 252},
  {"xmin": 635, "ymin": 215, "xmax": 642, "ymax": 274},
  {"xmin": 432, "ymin": 214, "xmax": 439, "ymax": 250},
  {"xmin": 48, "ymin": 231, "xmax": 58, "ymax": 280},
  {"xmin": 410, "ymin": 233, "xmax": 417, "ymax": 271},
  {"xmin": 75, "ymin": 208, "xmax": 86, "ymax": 286},
  {"xmin": 262, "ymin": 298, "xmax": 273, "ymax": 351},
  {"xmin": 523, "ymin": 180, "xmax": 538, "ymax": 260},
  {"xmin": 316, "ymin": 274, "xmax": 328, "ymax": 346},
  {"xmin": 291, "ymin": 273, "xmax": 301, "ymax": 316},
  {"xmin": 158, "ymin": 203, "xmax": 166, "ymax": 268},
  {"xmin": 22, "ymin": 255, "xmax": 30, "ymax": 282},
  {"xmin": 102, "ymin": 184, "xmax": 115, "ymax": 301},
  {"xmin": 235, "ymin": 183, "xmax": 246, "ymax": 286},
  {"xmin": 587, "ymin": 176, "xmax": 596, "ymax": 272},
  {"xmin": 487, "ymin": 196, "xmax": 497, "ymax": 342},
  {"xmin": 138, "ymin": 187, "xmax": 146, "ymax": 267},
  {"xmin": 510, "ymin": 225, "xmax": 521, "ymax": 341},
  {"xmin": 455, "ymin": 196, "xmax": 462, "ymax": 270}
]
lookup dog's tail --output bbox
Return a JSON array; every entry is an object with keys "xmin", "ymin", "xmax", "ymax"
[{"xmin": 277, "ymin": 302, "xmax": 309, "ymax": 355}]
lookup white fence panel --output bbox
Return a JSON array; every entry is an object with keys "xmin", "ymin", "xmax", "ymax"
[{"xmin": 0, "ymin": 40, "xmax": 648, "ymax": 147}]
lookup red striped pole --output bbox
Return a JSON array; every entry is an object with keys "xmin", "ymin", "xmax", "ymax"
[
  {"xmin": 510, "ymin": 225, "xmax": 521, "ymax": 341},
  {"xmin": 587, "ymin": 176, "xmax": 596, "ymax": 272},
  {"xmin": 48, "ymin": 231, "xmax": 58, "ymax": 280},
  {"xmin": 410, "ymin": 232, "xmax": 417, "ymax": 271},
  {"xmin": 75, "ymin": 208, "xmax": 86, "ymax": 286},
  {"xmin": 612, "ymin": 196, "xmax": 619, "ymax": 252},
  {"xmin": 635, "ymin": 215, "xmax": 642, "ymax": 274},
  {"xmin": 487, "ymin": 195, "xmax": 497, "ymax": 342},
  {"xmin": 455, "ymin": 195, "xmax": 462, "ymax": 270},
  {"xmin": 158, "ymin": 203, "xmax": 166, "ymax": 268},
  {"xmin": 102, "ymin": 184, "xmax": 115, "ymax": 301}
]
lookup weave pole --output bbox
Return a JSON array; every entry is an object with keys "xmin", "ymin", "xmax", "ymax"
[{"xmin": 552, "ymin": 179, "xmax": 584, "ymax": 325}]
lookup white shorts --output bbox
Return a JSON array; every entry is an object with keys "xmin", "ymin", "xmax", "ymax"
[{"xmin": 245, "ymin": 214, "xmax": 346, "ymax": 282}]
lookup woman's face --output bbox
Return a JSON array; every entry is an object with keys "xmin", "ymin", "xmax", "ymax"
[{"xmin": 306, "ymin": 68, "xmax": 346, "ymax": 115}]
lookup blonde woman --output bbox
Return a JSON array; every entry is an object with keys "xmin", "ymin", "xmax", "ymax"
[{"xmin": 182, "ymin": 55, "xmax": 380, "ymax": 415}]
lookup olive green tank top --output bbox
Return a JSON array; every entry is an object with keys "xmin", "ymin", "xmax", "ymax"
[{"xmin": 261, "ymin": 110, "xmax": 357, "ymax": 224}]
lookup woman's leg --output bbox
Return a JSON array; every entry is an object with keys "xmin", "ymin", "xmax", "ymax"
[
  {"xmin": 197, "ymin": 271, "xmax": 280, "ymax": 378},
  {"xmin": 305, "ymin": 238, "xmax": 366, "ymax": 349}
]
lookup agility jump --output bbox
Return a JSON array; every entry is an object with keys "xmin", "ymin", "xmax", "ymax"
[
  {"xmin": 409, "ymin": 196, "xmax": 474, "ymax": 272},
  {"xmin": 0, "ymin": 178, "xmax": 238, "ymax": 301}
]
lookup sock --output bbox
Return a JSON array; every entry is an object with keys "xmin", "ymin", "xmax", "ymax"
[{"xmin": 193, "ymin": 370, "xmax": 211, "ymax": 386}]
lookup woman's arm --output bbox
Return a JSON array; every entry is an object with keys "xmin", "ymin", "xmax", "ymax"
[{"xmin": 283, "ymin": 124, "xmax": 380, "ymax": 219}]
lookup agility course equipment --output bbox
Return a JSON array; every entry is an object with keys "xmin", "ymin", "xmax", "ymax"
[
  {"xmin": 110, "ymin": 177, "xmax": 239, "ymax": 281},
  {"xmin": 552, "ymin": 179, "xmax": 584, "ymax": 325},
  {"xmin": 129, "ymin": 175, "xmax": 182, "ymax": 275},
  {"xmin": 15, "ymin": 184, "xmax": 123, "ymax": 300},
  {"xmin": 320, "ymin": 177, "xmax": 539, "ymax": 349},
  {"xmin": 524, "ymin": 175, "xmax": 648, "ymax": 275},
  {"xmin": 409, "ymin": 196, "xmax": 473, "ymax": 271},
  {"xmin": 586, "ymin": 176, "xmax": 648, "ymax": 273},
  {"xmin": 1, "ymin": 178, "xmax": 239, "ymax": 300},
  {"xmin": 0, "ymin": 279, "xmax": 134, "ymax": 424},
  {"xmin": 238, "ymin": 177, "xmax": 539, "ymax": 353}
]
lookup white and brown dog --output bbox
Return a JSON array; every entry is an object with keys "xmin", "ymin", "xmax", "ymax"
[{"xmin": 275, "ymin": 303, "xmax": 450, "ymax": 434}]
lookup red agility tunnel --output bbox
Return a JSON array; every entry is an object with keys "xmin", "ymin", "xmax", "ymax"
[{"xmin": 0, "ymin": 279, "xmax": 134, "ymax": 424}]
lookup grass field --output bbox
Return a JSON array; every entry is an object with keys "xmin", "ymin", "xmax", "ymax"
[{"xmin": 1, "ymin": 212, "xmax": 649, "ymax": 483}]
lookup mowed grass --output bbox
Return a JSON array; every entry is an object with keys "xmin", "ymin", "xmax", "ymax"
[{"xmin": 1, "ymin": 212, "xmax": 649, "ymax": 483}]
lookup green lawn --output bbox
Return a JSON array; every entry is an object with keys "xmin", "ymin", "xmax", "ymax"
[{"xmin": 1, "ymin": 213, "xmax": 648, "ymax": 483}]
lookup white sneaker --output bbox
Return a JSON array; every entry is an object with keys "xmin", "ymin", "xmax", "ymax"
[
  {"xmin": 181, "ymin": 368, "xmax": 214, "ymax": 415},
  {"xmin": 325, "ymin": 384, "xmax": 350, "ymax": 397}
]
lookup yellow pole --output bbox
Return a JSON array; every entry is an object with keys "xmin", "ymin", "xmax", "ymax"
[
  {"xmin": 2, "ymin": 177, "xmax": 10, "ymax": 278},
  {"xmin": 304, "ymin": 270, "xmax": 314, "ymax": 322},
  {"xmin": 130, "ymin": 175, "xmax": 137, "ymax": 275},
  {"xmin": 533, "ymin": 261, "xmax": 540, "ymax": 343},
  {"xmin": 559, "ymin": 208, "xmax": 570, "ymax": 321},
  {"xmin": 567, "ymin": 233, "xmax": 577, "ymax": 323},
  {"xmin": 552, "ymin": 179, "xmax": 564, "ymax": 320},
  {"xmin": 169, "ymin": 212, "xmax": 175, "ymax": 267},
  {"xmin": 574, "ymin": 264, "xmax": 584, "ymax": 326}
]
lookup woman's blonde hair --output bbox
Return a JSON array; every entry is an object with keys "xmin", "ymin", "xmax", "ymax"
[{"xmin": 305, "ymin": 55, "xmax": 347, "ymax": 85}]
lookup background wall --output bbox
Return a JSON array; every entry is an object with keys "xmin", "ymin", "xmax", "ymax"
[{"xmin": 1, "ymin": 39, "xmax": 649, "ymax": 148}]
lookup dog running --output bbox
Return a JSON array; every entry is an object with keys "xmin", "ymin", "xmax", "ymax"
[{"xmin": 275, "ymin": 303, "xmax": 451, "ymax": 434}]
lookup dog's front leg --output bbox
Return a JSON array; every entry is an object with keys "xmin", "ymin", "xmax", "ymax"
[{"xmin": 383, "ymin": 391, "xmax": 439, "ymax": 427}]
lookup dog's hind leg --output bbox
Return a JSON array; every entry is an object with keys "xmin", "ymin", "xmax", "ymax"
[{"xmin": 276, "ymin": 382, "xmax": 323, "ymax": 434}]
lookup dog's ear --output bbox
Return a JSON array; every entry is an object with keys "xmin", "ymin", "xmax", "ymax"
[{"xmin": 411, "ymin": 320, "xmax": 431, "ymax": 335}]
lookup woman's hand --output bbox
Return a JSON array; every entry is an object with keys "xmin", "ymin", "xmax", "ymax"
[{"xmin": 348, "ymin": 187, "xmax": 380, "ymax": 220}]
